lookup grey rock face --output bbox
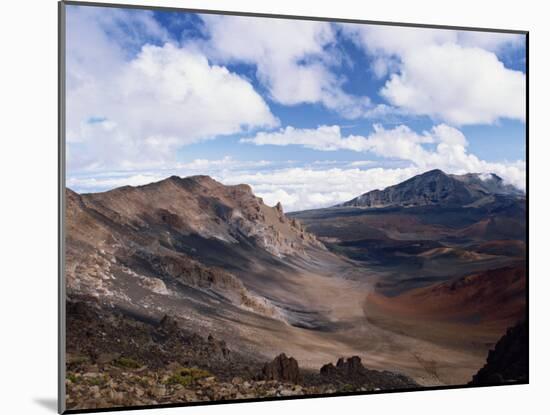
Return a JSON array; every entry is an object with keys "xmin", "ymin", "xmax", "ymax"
[{"xmin": 338, "ymin": 169, "xmax": 522, "ymax": 209}]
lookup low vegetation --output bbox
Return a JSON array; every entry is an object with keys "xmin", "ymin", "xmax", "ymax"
[
  {"xmin": 164, "ymin": 367, "xmax": 213, "ymax": 387},
  {"xmin": 113, "ymin": 357, "xmax": 141, "ymax": 369}
]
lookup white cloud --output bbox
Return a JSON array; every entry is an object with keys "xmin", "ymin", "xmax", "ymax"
[
  {"xmin": 458, "ymin": 31, "xmax": 525, "ymax": 52},
  {"xmin": 176, "ymin": 157, "xmax": 273, "ymax": 171},
  {"xmin": 341, "ymin": 24, "xmax": 455, "ymax": 56},
  {"xmin": 341, "ymin": 24, "xmax": 523, "ymax": 62},
  {"xmin": 380, "ymin": 43, "xmax": 526, "ymax": 125},
  {"xmin": 67, "ymin": 165, "xmax": 421, "ymax": 211},
  {"xmin": 348, "ymin": 160, "xmax": 375, "ymax": 167},
  {"xmin": 242, "ymin": 124, "xmax": 434, "ymax": 156},
  {"xmin": 67, "ymin": 157, "xmax": 274, "ymax": 192},
  {"xmin": 241, "ymin": 125, "xmax": 379, "ymax": 152},
  {"xmin": 66, "ymin": 7, "xmax": 277, "ymax": 173},
  {"xmin": 200, "ymin": 15, "xmax": 371, "ymax": 118},
  {"xmin": 221, "ymin": 167, "xmax": 420, "ymax": 211},
  {"xmin": 242, "ymin": 123, "xmax": 526, "ymax": 191},
  {"xmin": 341, "ymin": 24, "xmax": 526, "ymax": 125},
  {"xmin": 67, "ymin": 173, "xmax": 167, "ymax": 192},
  {"xmin": 68, "ymin": 157, "xmax": 525, "ymax": 212},
  {"xmin": 64, "ymin": 10, "xmax": 526, "ymax": 212}
]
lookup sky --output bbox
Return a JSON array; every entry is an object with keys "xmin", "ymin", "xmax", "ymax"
[{"xmin": 65, "ymin": 4, "xmax": 527, "ymax": 212}]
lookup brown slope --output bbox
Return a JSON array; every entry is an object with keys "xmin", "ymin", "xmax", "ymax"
[
  {"xmin": 472, "ymin": 240, "xmax": 526, "ymax": 257},
  {"xmin": 367, "ymin": 266, "xmax": 526, "ymax": 325},
  {"xmin": 64, "ymin": 176, "xmax": 324, "ymax": 324},
  {"xmin": 458, "ymin": 216, "xmax": 526, "ymax": 241},
  {"xmin": 75, "ymin": 175, "xmax": 322, "ymax": 257}
]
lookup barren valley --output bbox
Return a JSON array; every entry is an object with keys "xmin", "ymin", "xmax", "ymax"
[{"xmin": 64, "ymin": 170, "xmax": 527, "ymax": 410}]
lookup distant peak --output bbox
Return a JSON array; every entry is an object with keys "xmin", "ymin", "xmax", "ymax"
[
  {"xmin": 337, "ymin": 168, "xmax": 522, "ymax": 209},
  {"xmin": 189, "ymin": 175, "xmax": 214, "ymax": 181},
  {"xmin": 164, "ymin": 175, "xmax": 219, "ymax": 187},
  {"xmin": 421, "ymin": 169, "xmax": 447, "ymax": 177},
  {"xmin": 165, "ymin": 174, "xmax": 215, "ymax": 182},
  {"xmin": 478, "ymin": 172, "xmax": 503, "ymax": 182}
]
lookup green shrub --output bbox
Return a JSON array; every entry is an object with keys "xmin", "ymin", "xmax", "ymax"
[
  {"xmin": 113, "ymin": 357, "xmax": 141, "ymax": 369},
  {"xmin": 164, "ymin": 373, "xmax": 193, "ymax": 387},
  {"xmin": 86, "ymin": 375, "xmax": 108, "ymax": 386},
  {"xmin": 164, "ymin": 367, "xmax": 212, "ymax": 386},
  {"xmin": 178, "ymin": 367, "xmax": 211, "ymax": 379},
  {"xmin": 66, "ymin": 373, "xmax": 79, "ymax": 383}
]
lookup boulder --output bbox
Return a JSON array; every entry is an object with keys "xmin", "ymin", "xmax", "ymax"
[
  {"xmin": 261, "ymin": 353, "xmax": 302, "ymax": 384},
  {"xmin": 330, "ymin": 356, "xmax": 364, "ymax": 376},
  {"xmin": 345, "ymin": 356, "xmax": 364, "ymax": 375},
  {"xmin": 320, "ymin": 362, "xmax": 337, "ymax": 377}
]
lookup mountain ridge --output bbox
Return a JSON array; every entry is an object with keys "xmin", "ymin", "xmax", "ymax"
[
  {"xmin": 336, "ymin": 169, "xmax": 523, "ymax": 209},
  {"xmin": 69, "ymin": 174, "xmax": 323, "ymax": 258},
  {"xmin": 65, "ymin": 174, "xmax": 329, "ymax": 328}
]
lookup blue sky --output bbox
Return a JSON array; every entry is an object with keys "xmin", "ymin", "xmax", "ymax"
[{"xmin": 65, "ymin": 5, "xmax": 526, "ymax": 211}]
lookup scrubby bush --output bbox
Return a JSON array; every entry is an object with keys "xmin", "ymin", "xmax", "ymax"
[
  {"xmin": 113, "ymin": 357, "xmax": 141, "ymax": 369},
  {"xmin": 164, "ymin": 367, "xmax": 213, "ymax": 386}
]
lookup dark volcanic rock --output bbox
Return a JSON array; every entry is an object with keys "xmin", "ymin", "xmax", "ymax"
[
  {"xmin": 320, "ymin": 356, "xmax": 418, "ymax": 389},
  {"xmin": 261, "ymin": 353, "xmax": 302, "ymax": 384},
  {"xmin": 66, "ymin": 298, "xmax": 245, "ymax": 376},
  {"xmin": 339, "ymin": 355, "xmax": 364, "ymax": 376},
  {"xmin": 320, "ymin": 362, "xmax": 337, "ymax": 377},
  {"xmin": 323, "ymin": 356, "xmax": 367, "ymax": 381},
  {"xmin": 470, "ymin": 320, "xmax": 528, "ymax": 385}
]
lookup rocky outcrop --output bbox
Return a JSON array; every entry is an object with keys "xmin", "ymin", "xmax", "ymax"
[
  {"xmin": 470, "ymin": 320, "xmax": 528, "ymax": 385},
  {"xmin": 260, "ymin": 353, "xmax": 302, "ymax": 384},
  {"xmin": 320, "ymin": 356, "xmax": 417, "ymax": 389},
  {"xmin": 338, "ymin": 356, "xmax": 364, "ymax": 376}
]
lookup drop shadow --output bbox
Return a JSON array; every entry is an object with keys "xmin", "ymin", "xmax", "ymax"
[{"xmin": 34, "ymin": 398, "xmax": 57, "ymax": 413}]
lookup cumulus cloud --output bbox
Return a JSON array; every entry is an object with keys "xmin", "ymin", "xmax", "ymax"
[
  {"xmin": 341, "ymin": 24, "xmax": 526, "ymax": 125},
  {"xmin": 241, "ymin": 125, "xmax": 374, "ymax": 152},
  {"xmin": 67, "ymin": 157, "xmax": 274, "ymax": 193},
  {"xmin": 67, "ymin": 164, "xmax": 421, "ymax": 211},
  {"xmin": 242, "ymin": 123, "xmax": 525, "ymax": 190},
  {"xmin": 67, "ymin": 173, "xmax": 167, "ymax": 192},
  {"xmin": 220, "ymin": 167, "xmax": 420, "ymax": 211},
  {"xmin": 380, "ymin": 43, "xmax": 526, "ymax": 125},
  {"xmin": 68, "ymin": 157, "xmax": 524, "ymax": 212},
  {"xmin": 200, "ymin": 15, "xmax": 371, "ymax": 118},
  {"xmin": 64, "ymin": 9, "xmax": 526, "ymax": 212},
  {"xmin": 458, "ymin": 31, "xmax": 525, "ymax": 52},
  {"xmin": 66, "ymin": 7, "xmax": 277, "ymax": 172}
]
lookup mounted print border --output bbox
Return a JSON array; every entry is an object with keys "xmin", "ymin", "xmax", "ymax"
[{"xmin": 59, "ymin": 1, "xmax": 529, "ymax": 413}]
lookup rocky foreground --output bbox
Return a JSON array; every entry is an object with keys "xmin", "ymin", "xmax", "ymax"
[
  {"xmin": 65, "ymin": 298, "xmax": 418, "ymax": 410},
  {"xmin": 469, "ymin": 320, "xmax": 528, "ymax": 386}
]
